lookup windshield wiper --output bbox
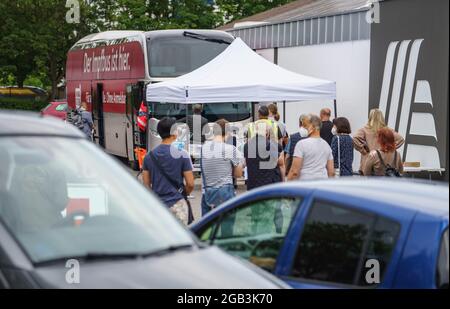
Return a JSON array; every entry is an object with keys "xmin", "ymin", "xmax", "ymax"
[
  {"xmin": 183, "ymin": 31, "xmax": 231, "ymax": 45},
  {"xmin": 34, "ymin": 244, "xmax": 195, "ymax": 267},
  {"xmin": 34, "ymin": 252, "xmax": 143, "ymax": 266},
  {"xmin": 140, "ymin": 244, "xmax": 195, "ymax": 258}
]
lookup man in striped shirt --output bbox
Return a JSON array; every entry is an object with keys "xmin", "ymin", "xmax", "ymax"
[{"xmin": 201, "ymin": 119, "xmax": 243, "ymax": 217}]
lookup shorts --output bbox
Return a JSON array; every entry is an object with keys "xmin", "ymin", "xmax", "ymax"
[{"xmin": 169, "ymin": 199, "xmax": 189, "ymax": 226}]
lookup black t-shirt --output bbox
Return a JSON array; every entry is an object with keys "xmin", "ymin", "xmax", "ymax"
[
  {"xmin": 320, "ymin": 120, "xmax": 334, "ymax": 146},
  {"xmin": 178, "ymin": 114, "xmax": 210, "ymax": 143},
  {"xmin": 244, "ymin": 136, "xmax": 283, "ymax": 190}
]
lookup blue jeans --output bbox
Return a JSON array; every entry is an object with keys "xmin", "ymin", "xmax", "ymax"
[{"xmin": 201, "ymin": 184, "xmax": 235, "ymax": 217}]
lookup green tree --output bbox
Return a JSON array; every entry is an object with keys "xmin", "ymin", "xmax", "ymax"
[
  {"xmin": 0, "ymin": 0, "xmax": 92, "ymax": 98},
  {"xmin": 109, "ymin": 0, "xmax": 220, "ymax": 31},
  {"xmin": 0, "ymin": 0, "xmax": 39, "ymax": 88},
  {"xmin": 31, "ymin": 0, "xmax": 92, "ymax": 99},
  {"xmin": 0, "ymin": 0, "xmax": 292, "ymax": 99}
]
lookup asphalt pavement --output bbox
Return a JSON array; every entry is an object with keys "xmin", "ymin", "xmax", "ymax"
[{"xmin": 126, "ymin": 167, "xmax": 247, "ymax": 223}]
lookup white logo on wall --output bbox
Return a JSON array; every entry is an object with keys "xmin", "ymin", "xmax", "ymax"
[{"xmin": 379, "ymin": 39, "xmax": 441, "ymax": 169}]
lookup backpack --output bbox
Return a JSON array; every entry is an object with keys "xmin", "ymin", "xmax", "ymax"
[{"xmin": 376, "ymin": 150, "xmax": 401, "ymax": 177}]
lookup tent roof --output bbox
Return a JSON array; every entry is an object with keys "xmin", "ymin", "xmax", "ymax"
[{"xmin": 146, "ymin": 38, "xmax": 336, "ymax": 104}]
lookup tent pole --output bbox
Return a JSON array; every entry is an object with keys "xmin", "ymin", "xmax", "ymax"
[
  {"xmin": 333, "ymin": 99, "xmax": 337, "ymax": 118},
  {"xmin": 283, "ymin": 101, "xmax": 286, "ymax": 123}
]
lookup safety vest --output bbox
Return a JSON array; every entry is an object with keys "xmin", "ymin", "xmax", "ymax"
[
  {"xmin": 247, "ymin": 119, "xmax": 278, "ymax": 140},
  {"xmin": 137, "ymin": 102, "xmax": 148, "ymax": 132}
]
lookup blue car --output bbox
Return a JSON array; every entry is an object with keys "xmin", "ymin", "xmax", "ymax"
[{"xmin": 191, "ymin": 179, "xmax": 449, "ymax": 289}]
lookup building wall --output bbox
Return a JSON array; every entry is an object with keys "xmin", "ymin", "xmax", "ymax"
[
  {"xmin": 230, "ymin": 10, "xmax": 370, "ymax": 50},
  {"xmin": 369, "ymin": 0, "xmax": 449, "ymax": 180}
]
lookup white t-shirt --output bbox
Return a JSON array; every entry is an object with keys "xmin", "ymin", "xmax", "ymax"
[{"xmin": 293, "ymin": 137, "xmax": 333, "ymax": 180}]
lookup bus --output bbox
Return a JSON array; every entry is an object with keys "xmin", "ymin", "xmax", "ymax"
[{"xmin": 66, "ymin": 30, "xmax": 252, "ymax": 169}]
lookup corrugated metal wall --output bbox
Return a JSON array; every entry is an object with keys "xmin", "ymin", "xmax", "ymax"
[{"xmin": 229, "ymin": 10, "xmax": 370, "ymax": 49}]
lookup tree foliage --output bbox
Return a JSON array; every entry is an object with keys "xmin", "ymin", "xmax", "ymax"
[{"xmin": 0, "ymin": 0, "xmax": 296, "ymax": 98}]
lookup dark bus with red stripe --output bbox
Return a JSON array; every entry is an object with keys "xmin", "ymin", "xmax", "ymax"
[{"xmin": 66, "ymin": 30, "xmax": 251, "ymax": 168}]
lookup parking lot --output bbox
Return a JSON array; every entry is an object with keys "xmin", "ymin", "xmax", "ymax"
[{"xmin": 126, "ymin": 167, "xmax": 247, "ymax": 222}]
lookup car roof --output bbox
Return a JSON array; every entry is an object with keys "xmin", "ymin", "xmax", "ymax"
[
  {"xmin": 0, "ymin": 111, "xmax": 84, "ymax": 138},
  {"xmin": 248, "ymin": 178, "xmax": 449, "ymax": 217}
]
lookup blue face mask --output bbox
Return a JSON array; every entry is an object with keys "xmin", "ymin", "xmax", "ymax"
[{"xmin": 172, "ymin": 140, "xmax": 185, "ymax": 151}]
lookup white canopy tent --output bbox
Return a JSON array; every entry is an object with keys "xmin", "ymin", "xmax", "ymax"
[{"xmin": 146, "ymin": 38, "xmax": 336, "ymax": 105}]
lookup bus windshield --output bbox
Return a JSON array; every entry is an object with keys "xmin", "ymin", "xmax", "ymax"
[
  {"xmin": 148, "ymin": 36, "xmax": 230, "ymax": 77},
  {"xmin": 150, "ymin": 102, "xmax": 252, "ymax": 123}
]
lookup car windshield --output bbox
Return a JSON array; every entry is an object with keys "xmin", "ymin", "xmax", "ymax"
[
  {"xmin": 150, "ymin": 102, "xmax": 252, "ymax": 123},
  {"xmin": 55, "ymin": 103, "xmax": 68, "ymax": 112},
  {"xmin": 0, "ymin": 137, "xmax": 194, "ymax": 264}
]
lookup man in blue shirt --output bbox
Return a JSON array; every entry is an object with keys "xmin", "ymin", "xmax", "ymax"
[
  {"xmin": 142, "ymin": 117, "xmax": 194, "ymax": 225},
  {"xmin": 80, "ymin": 102, "xmax": 94, "ymax": 140}
]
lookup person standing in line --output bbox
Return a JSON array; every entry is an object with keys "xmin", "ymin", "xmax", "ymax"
[
  {"xmin": 179, "ymin": 103, "xmax": 210, "ymax": 144},
  {"xmin": 331, "ymin": 117, "xmax": 354, "ymax": 177},
  {"xmin": 79, "ymin": 102, "xmax": 94, "ymax": 141},
  {"xmin": 142, "ymin": 117, "xmax": 195, "ymax": 226},
  {"xmin": 353, "ymin": 108, "xmax": 404, "ymax": 174},
  {"xmin": 244, "ymin": 125, "xmax": 285, "ymax": 191},
  {"xmin": 320, "ymin": 108, "xmax": 334, "ymax": 146},
  {"xmin": 284, "ymin": 114, "xmax": 308, "ymax": 176},
  {"xmin": 288, "ymin": 114, "xmax": 335, "ymax": 181},
  {"xmin": 362, "ymin": 127, "xmax": 404, "ymax": 177},
  {"xmin": 247, "ymin": 105, "xmax": 282, "ymax": 143},
  {"xmin": 201, "ymin": 119, "xmax": 243, "ymax": 217},
  {"xmin": 268, "ymin": 103, "xmax": 289, "ymax": 147},
  {"xmin": 244, "ymin": 125, "xmax": 286, "ymax": 234}
]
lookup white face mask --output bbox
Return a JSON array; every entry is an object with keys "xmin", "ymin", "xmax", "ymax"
[
  {"xmin": 268, "ymin": 116, "xmax": 275, "ymax": 121},
  {"xmin": 331, "ymin": 126, "xmax": 338, "ymax": 136},
  {"xmin": 299, "ymin": 127, "xmax": 309, "ymax": 138}
]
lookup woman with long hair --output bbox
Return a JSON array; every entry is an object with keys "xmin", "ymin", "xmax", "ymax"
[
  {"xmin": 268, "ymin": 103, "xmax": 288, "ymax": 146},
  {"xmin": 353, "ymin": 108, "xmax": 404, "ymax": 174},
  {"xmin": 362, "ymin": 127, "xmax": 404, "ymax": 176}
]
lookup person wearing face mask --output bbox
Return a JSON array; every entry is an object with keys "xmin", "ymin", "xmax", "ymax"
[
  {"xmin": 287, "ymin": 114, "xmax": 335, "ymax": 181},
  {"xmin": 142, "ymin": 117, "xmax": 195, "ymax": 225},
  {"xmin": 330, "ymin": 117, "xmax": 354, "ymax": 176},
  {"xmin": 284, "ymin": 114, "xmax": 308, "ymax": 175}
]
